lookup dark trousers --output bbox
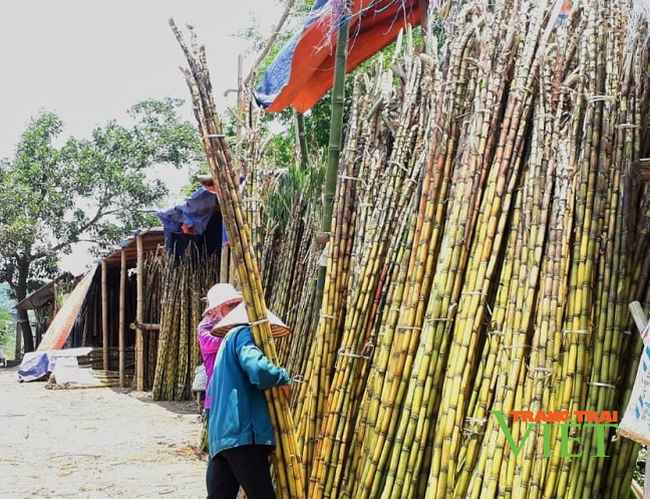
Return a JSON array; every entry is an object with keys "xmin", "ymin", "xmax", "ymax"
[
  {"xmin": 205, "ymin": 409, "xmax": 213, "ymax": 493},
  {"xmin": 207, "ymin": 445, "xmax": 276, "ymax": 499}
]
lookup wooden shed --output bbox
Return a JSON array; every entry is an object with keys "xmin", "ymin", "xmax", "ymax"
[
  {"xmin": 36, "ymin": 229, "xmax": 167, "ymax": 388},
  {"xmin": 100, "ymin": 228, "xmax": 166, "ymax": 390}
]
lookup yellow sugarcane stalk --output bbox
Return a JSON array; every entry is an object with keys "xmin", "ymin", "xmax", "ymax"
[{"xmin": 170, "ymin": 20, "xmax": 306, "ymax": 499}]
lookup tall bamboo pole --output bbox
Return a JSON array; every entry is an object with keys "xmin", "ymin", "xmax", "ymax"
[
  {"xmin": 119, "ymin": 249, "xmax": 126, "ymax": 387},
  {"xmin": 315, "ymin": 1, "xmax": 351, "ymax": 311},
  {"xmin": 102, "ymin": 260, "xmax": 109, "ymax": 370},
  {"xmin": 136, "ymin": 235, "xmax": 144, "ymax": 391},
  {"xmin": 296, "ymin": 112, "xmax": 308, "ymax": 170}
]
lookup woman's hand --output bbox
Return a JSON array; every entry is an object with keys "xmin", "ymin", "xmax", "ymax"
[{"xmin": 280, "ymin": 385, "xmax": 292, "ymax": 402}]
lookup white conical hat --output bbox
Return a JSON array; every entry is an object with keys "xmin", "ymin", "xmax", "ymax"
[
  {"xmin": 203, "ymin": 283, "xmax": 243, "ymax": 316},
  {"xmin": 210, "ymin": 301, "xmax": 290, "ymax": 338},
  {"xmin": 196, "ymin": 173, "xmax": 213, "ymax": 183}
]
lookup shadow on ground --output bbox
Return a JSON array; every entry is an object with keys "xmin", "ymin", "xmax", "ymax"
[{"xmin": 111, "ymin": 387, "xmax": 202, "ymax": 417}]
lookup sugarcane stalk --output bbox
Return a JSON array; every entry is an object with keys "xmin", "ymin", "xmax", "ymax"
[
  {"xmin": 171, "ymin": 20, "xmax": 306, "ymax": 499},
  {"xmin": 315, "ymin": 0, "xmax": 352, "ymax": 313}
]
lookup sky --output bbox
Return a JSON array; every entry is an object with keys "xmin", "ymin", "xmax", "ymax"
[{"xmin": 0, "ymin": 1, "xmax": 283, "ymax": 275}]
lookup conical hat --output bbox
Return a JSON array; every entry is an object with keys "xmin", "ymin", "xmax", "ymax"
[
  {"xmin": 203, "ymin": 284, "xmax": 243, "ymax": 316},
  {"xmin": 210, "ymin": 301, "xmax": 290, "ymax": 338},
  {"xmin": 196, "ymin": 173, "xmax": 213, "ymax": 183}
]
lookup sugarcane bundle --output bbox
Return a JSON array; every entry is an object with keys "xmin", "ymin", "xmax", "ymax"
[
  {"xmin": 246, "ymin": 0, "xmax": 650, "ymax": 498},
  {"xmin": 268, "ymin": 190, "xmax": 323, "ymax": 371},
  {"xmin": 142, "ymin": 250, "xmax": 163, "ymax": 390},
  {"xmin": 232, "ymin": 101, "xmax": 324, "ymax": 351},
  {"xmin": 170, "ymin": 20, "xmax": 306, "ymax": 499},
  {"xmin": 306, "ymin": 46, "xmax": 438, "ymax": 499},
  {"xmin": 151, "ymin": 248, "xmax": 220, "ymax": 401},
  {"xmin": 150, "ymin": 0, "xmax": 650, "ymax": 496},
  {"xmin": 292, "ymin": 61, "xmax": 390, "ymax": 481},
  {"xmin": 328, "ymin": 1, "xmax": 650, "ymax": 498}
]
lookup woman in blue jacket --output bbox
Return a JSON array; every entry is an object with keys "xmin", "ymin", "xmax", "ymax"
[{"xmin": 206, "ymin": 302, "xmax": 291, "ymax": 499}]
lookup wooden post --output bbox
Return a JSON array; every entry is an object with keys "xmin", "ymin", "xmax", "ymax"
[
  {"xmin": 102, "ymin": 260, "xmax": 109, "ymax": 370},
  {"xmin": 136, "ymin": 235, "xmax": 144, "ymax": 391},
  {"xmin": 119, "ymin": 249, "xmax": 126, "ymax": 387},
  {"xmin": 628, "ymin": 301, "xmax": 650, "ymax": 499},
  {"xmin": 14, "ymin": 321, "xmax": 22, "ymax": 360}
]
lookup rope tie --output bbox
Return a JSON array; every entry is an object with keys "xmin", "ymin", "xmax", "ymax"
[
  {"xmin": 562, "ymin": 329, "xmax": 591, "ymax": 336},
  {"xmin": 501, "ymin": 344, "xmax": 531, "ymax": 351},
  {"xmin": 528, "ymin": 366, "xmax": 554, "ymax": 379},
  {"xmin": 465, "ymin": 417, "xmax": 487, "ymax": 425},
  {"xmin": 587, "ymin": 381, "xmax": 616, "ymax": 389},
  {"xmin": 336, "ymin": 342, "xmax": 375, "ymax": 367},
  {"xmin": 587, "ymin": 94, "xmax": 616, "ymax": 103}
]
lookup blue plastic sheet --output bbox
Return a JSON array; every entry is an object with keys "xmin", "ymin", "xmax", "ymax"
[
  {"xmin": 17, "ymin": 351, "xmax": 51, "ymax": 382},
  {"xmin": 156, "ymin": 187, "xmax": 217, "ymax": 236}
]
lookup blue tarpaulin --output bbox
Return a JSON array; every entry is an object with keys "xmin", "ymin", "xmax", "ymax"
[
  {"xmin": 156, "ymin": 186, "xmax": 225, "ymax": 256},
  {"xmin": 17, "ymin": 351, "xmax": 51, "ymax": 382},
  {"xmin": 156, "ymin": 186, "xmax": 217, "ymax": 236}
]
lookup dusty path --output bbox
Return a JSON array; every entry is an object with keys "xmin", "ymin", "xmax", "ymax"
[{"xmin": 0, "ymin": 366, "xmax": 208, "ymax": 499}]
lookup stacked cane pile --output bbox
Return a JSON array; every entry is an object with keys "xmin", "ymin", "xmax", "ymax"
[
  {"xmin": 151, "ymin": 250, "xmax": 220, "ymax": 400},
  {"xmin": 289, "ymin": 1, "xmax": 650, "ymax": 498},
  {"xmin": 169, "ymin": 0, "xmax": 650, "ymax": 497}
]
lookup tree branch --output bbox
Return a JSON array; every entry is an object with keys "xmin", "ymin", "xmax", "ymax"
[{"xmin": 240, "ymin": 0, "xmax": 297, "ymax": 90}]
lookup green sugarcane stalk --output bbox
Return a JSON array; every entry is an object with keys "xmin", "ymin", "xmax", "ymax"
[{"xmin": 315, "ymin": 0, "xmax": 351, "ymax": 312}]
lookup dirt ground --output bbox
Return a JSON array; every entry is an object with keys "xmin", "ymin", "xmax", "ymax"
[{"xmin": 0, "ymin": 366, "xmax": 209, "ymax": 499}]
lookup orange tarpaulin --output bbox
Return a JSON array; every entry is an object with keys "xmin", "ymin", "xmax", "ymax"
[
  {"xmin": 37, "ymin": 266, "xmax": 97, "ymax": 351},
  {"xmin": 257, "ymin": 0, "xmax": 421, "ymax": 114}
]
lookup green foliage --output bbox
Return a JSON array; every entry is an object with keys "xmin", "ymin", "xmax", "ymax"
[
  {"xmin": 0, "ymin": 284, "xmax": 15, "ymax": 356},
  {"xmin": 264, "ymin": 161, "xmax": 325, "ymax": 234},
  {"xmin": 0, "ymin": 97, "xmax": 202, "ymax": 301}
]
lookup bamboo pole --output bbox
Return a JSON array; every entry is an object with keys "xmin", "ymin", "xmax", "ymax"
[
  {"xmin": 130, "ymin": 323, "xmax": 161, "ymax": 331},
  {"xmin": 315, "ymin": 1, "xmax": 351, "ymax": 312},
  {"xmin": 220, "ymin": 245, "xmax": 229, "ymax": 283},
  {"xmin": 102, "ymin": 260, "xmax": 109, "ymax": 370},
  {"xmin": 296, "ymin": 112, "xmax": 308, "ymax": 170},
  {"xmin": 136, "ymin": 235, "xmax": 144, "ymax": 391},
  {"xmin": 119, "ymin": 248, "xmax": 126, "ymax": 388}
]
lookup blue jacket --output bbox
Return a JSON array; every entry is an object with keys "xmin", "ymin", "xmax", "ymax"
[{"xmin": 207, "ymin": 325, "xmax": 291, "ymax": 457}]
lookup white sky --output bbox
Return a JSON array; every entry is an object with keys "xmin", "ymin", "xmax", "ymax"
[{"xmin": 0, "ymin": 1, "xmax": 283, "ymax": 275}]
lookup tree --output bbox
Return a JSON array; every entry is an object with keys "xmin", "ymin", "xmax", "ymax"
[
  {"xmin": 0, "ymin": 97, "xmax": 202, "ymax": 352},
  {"xmin": 0, "ymin": 284, "xmax": 15, "ymax": 357}
]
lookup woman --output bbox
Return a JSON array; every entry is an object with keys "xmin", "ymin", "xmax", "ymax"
[
  {"xmin": 197, "ymin": 283, "xmax": 243, "ymax": 494},
  {"xmin": 206, "ymin": 302, "xmax": 292, "ymax": 499}
]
